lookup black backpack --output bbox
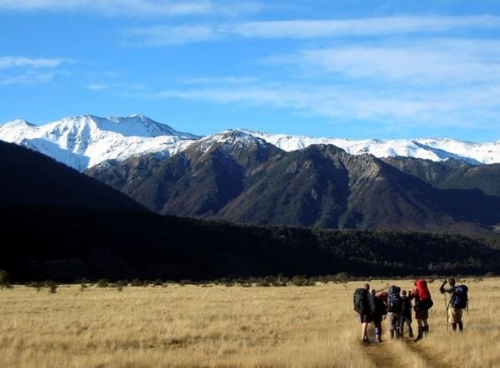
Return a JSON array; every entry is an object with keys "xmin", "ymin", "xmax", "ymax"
[
  {"xmin": 374, "ymin": 296, "xmax": 387, "ymax": 316},
  {"xmin": 451, "ymin": 284, "xmax": 468, "ymax": 309},
  {"xmin": 386, "ymin": 285, "xmax": 402, "ymax": 313},
  {"xmin": 353, "ymin": 288, "xmax": 370, "ymax": 314}
]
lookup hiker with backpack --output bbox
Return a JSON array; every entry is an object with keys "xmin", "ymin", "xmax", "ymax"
[
  {"xmin": 371, "ymin": 289, "xmax": 387, "ymax": 343},
  {"xmin": 439, "ymin": 278, "xmax": 468, "ymax": 332},
  {"xmin": 400, "ymin": 290, "xmax": 414, "ymax": 338},
  {"xmin": 409, "ymin": 279, "xmax": 433, "ymax": 342},
  {"xmin": 353, "ymin": 283, "xmax": 376, "ymax": 344},
  {"xmin": 386, "ymin": 285, "xmax": 403, "ymax": 339}
]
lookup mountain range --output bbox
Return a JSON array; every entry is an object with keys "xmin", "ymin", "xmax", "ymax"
[
  {"xmin": 1, "ymin": 114, "xmax": 500, "ymax": 236},
  {"xmin": 2, "ymin": 139, "xmax": 500, "ymax": 283},
  {"xmin": 1, "ymin": 114, "xmax": 499, "ymax": 172}
]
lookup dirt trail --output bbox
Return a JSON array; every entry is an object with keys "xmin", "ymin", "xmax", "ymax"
[
  {"xmin": 402, "ymin": 335, "xmax": 453, "ymax": 368},
  {"xmin": 362, "ymin": 336, "xmax": 408, "ymax": 368},
  {"xmin": 362, "ymin": 332, "xmax": 453, "ymax": 368}
]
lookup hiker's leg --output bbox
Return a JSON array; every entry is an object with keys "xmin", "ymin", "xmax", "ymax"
[
  {"xmin": 415, "ymin": 326, "xmax": 423, "ymax": 342},
  {"xmin": 408, "ymin": 321, "xmax": 414, "ymax": 337},
  {"xmin": 361, "ymin": 321, "xmax": 368, "ymax": 339},
  {"xmin": 457, "ymin": 309, "xmax": 463, "ymax": 331},
  {"xmin": 374, "ymin": 319, "xmax": 382, "ymax": 342},
  {"xmin": 422, "ymin": 310, "xmax": 429, "ymax": 336},
  {"xmin": 395, "ymin": 314, "xmax": 402, "ymax": 339},
  {"xmin": 414, "ymin": 317, "xmax": 424, "ymax": 342},
  {"xmin": 452, "ymin": 323, "xmax": 457, "ymax": 331}
]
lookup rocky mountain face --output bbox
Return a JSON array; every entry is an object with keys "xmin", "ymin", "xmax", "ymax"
[
  {"xmin": 87, "ymin": 131, "xmax": 500, "ymax": 236},
  {"xmin": 2, "ymin": 114, "xmax": 500, "ymax": 236}
]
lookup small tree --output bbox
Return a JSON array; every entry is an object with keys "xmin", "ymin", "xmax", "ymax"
[{"xmin": 44, "ymin": 280, "xmax": 58, "ymax": 294}]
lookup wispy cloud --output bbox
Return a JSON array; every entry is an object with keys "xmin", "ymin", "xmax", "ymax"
[
  {"xmin": 229, "ymin": 15, "xmax": 500, "ymax": 39},
  {"xmin": 0, "ymin": 56, "xmax": 74, "ymax": 85},
  {"xmin": 123, "ymin": 15, "xmax": 500, "ymax": 45},
  {"xmin": 183, "ymin": 76, "xmax": 257, "ymax": 85},
  {"xmin": 0, "ymin": 56, "xmax": 72, "ymax": 69},
  {"xmin": 0, "ymin": 71, "xmax": 55, "ymax": 85},
  {"xmin": 128, "ymin": 14, "xmax": 500, "ymax": 135},
  {"xmin": 292, "ymin": 39, "xmax": 500, "ymax": 86},
  {"xmin": 0, "ymin": 0, "xmax": 262, "ymax": 17},
  {"xmin": 124, "ymin": 25, "xmax": 218, "ymax": 45},
  {"xmin": 150, "ymin": 82, "xmax": 500, "ymax": 134}
]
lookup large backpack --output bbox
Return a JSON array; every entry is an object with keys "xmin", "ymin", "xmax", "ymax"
[
  {"xmin": 414, "ymin": 279, "xmax": 433, "ymax": 310},
  {"xmin": 386, "ymin": 285, "xmax": 402, "ymax": 313},
  {"xmin": 451, "ymin": 284, "xmax": 468, "ymax": 309},
  {"xmin": 353, "ymin": 288, "xmax": 370, "ymax": 314}
]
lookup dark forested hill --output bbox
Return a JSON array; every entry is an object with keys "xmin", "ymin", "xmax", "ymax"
[
  {"xmin": 0, "ymin": 140, "xmax": 148, "ymax": 211},
  {"xmin": 2, "ymin": 140, "xmax": 500, "ymax": 283}
]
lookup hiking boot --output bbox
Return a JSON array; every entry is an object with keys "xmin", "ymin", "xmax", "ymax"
[
  {"xmin": 414, "ymin": 327, "xmax": 423, "ymax": 342},
  {"xmin": 375, "ymin": 334, "xmax": 382, "ymax": 343},
  {"xmin": 362, "ymin": 337, "xmax": 370, "ymax": 344}
]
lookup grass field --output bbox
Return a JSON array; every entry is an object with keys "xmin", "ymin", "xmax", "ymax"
[{"xmin": 1, "ymin": 277, "xmax": 499, "ymax": 368}]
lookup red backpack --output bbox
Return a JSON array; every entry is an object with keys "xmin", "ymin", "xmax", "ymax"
[{"xmin": 414, "ymin": 279, "xmax": 433, "ymax": 310}]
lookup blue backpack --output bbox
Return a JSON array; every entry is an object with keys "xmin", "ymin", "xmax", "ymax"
[
  {"xmin": 451, "ymin": 284, "xmax": 468, "ymax": 309},
  {"xmin": 386, "ymin": 285, "xmax": 402, "ymax": 313}
]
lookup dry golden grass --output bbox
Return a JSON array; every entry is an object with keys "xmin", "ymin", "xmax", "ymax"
[{"xmin": 1, "ymin": 277, "xmax": 499, "ymax": 368}]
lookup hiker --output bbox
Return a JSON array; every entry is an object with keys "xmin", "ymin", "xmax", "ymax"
[
  {"xmin": 400, "ymin": 290, "xmax": 414, "ymax": 338},
  {"xmin": 371, "ymin": 289, "xmax": 387, "ymax": 343},
  {"xmin": 353, "ymin": 283, "xmax": 375, "ymax": 344},
  {"xmin": 386, "ymin": 285, "xmax": 403, "ymax": 339},
  {"xmin": 409, "ymin": 279, "xmax": 433, "ymax": 342},
  {"xmin": 439, "ymin": 278, "xmax": 467, "ymax": 331}
]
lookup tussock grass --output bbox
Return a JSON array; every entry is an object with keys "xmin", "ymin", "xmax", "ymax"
[{"xmin": 0, "ymin": 278, "xmax": 498, "ymax": 367}]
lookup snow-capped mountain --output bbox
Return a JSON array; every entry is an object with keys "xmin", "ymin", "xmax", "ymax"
[
  {"xmin": 0, "ymin": 114, "xmax": 199, "ymax": 171},
  {"xmin": 0, "ymin": 114, "xmax": 499, "ymax": 171}
]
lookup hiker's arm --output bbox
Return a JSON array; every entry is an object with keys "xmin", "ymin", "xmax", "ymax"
[{"xmin": 439, "ymin": 280, "xmax": 447, "ymax": 294}]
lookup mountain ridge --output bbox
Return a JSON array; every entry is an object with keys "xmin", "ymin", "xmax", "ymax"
[
  {"xmin": 1, "ymin": 114, "xmax": 499, "ymax": 172},
  {"xmin": 86, "ymin": 136, "xmax": 500, "ymax": 236},
  {"xmin": 2, "ymin": 135, "xmax": 500, "ymax": 282}
]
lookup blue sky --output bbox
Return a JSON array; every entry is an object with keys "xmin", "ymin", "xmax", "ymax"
[{"xmin": 1, "ymin": 0, "xmax": 500, "ymax": 141}]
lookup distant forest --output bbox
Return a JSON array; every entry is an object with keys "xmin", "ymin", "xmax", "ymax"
[{"xmin": 1, "ymin": 204, "xmax": 500, "ymax": 283}]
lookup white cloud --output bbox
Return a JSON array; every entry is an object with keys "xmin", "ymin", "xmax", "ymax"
[
  {"xmin": 123, "ymin": 15, "xmax": 500, "ymax": 45},
  {"xmin": 0, "ymin": 56, "xmax": 74, "ymax": 85},
  {"xmin": 0, "ymin": 56, "xmax": 72, "ymax": 69},
  {"xmin": 184, "ymin": 76, "xmax": 257, "ymax": 85},
  {"xmin": 87, "ymin": 84, "xmax": 109, "ymax": 90},
  {"xmin": 229, "ymin": 15, "xmax": 500, "ymax": 39},
  {"xmin": 0, "ymin": 0, "xmax": 262, "ymax": 17},
  {"xmin": 124, "ymin": 25, "xmax": 218, "ymax": 45},
  {"xmin": 147, "ymin": 74, "xmax": 500, "ymax": 133},
  {"xmin": 0, "ymin": 70, "xmax": 55, "ymax": 85},
  {"xmin": 295, "ymin": 39, "xmax": 500, "ymax": 86}
]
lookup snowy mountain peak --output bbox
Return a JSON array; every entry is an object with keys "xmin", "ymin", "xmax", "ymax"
[
  {"xmin": 49, "ymin": 114, "xmax": 199, "ymax": 139},
  {"xmin": 1, "ymin": 114, "xmax": 499, "ymax": 172}
]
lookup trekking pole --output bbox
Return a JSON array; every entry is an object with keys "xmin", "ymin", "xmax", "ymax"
[{"xmin": 443, "ymin": 293, "xmax": 448, "ymax": 330}]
